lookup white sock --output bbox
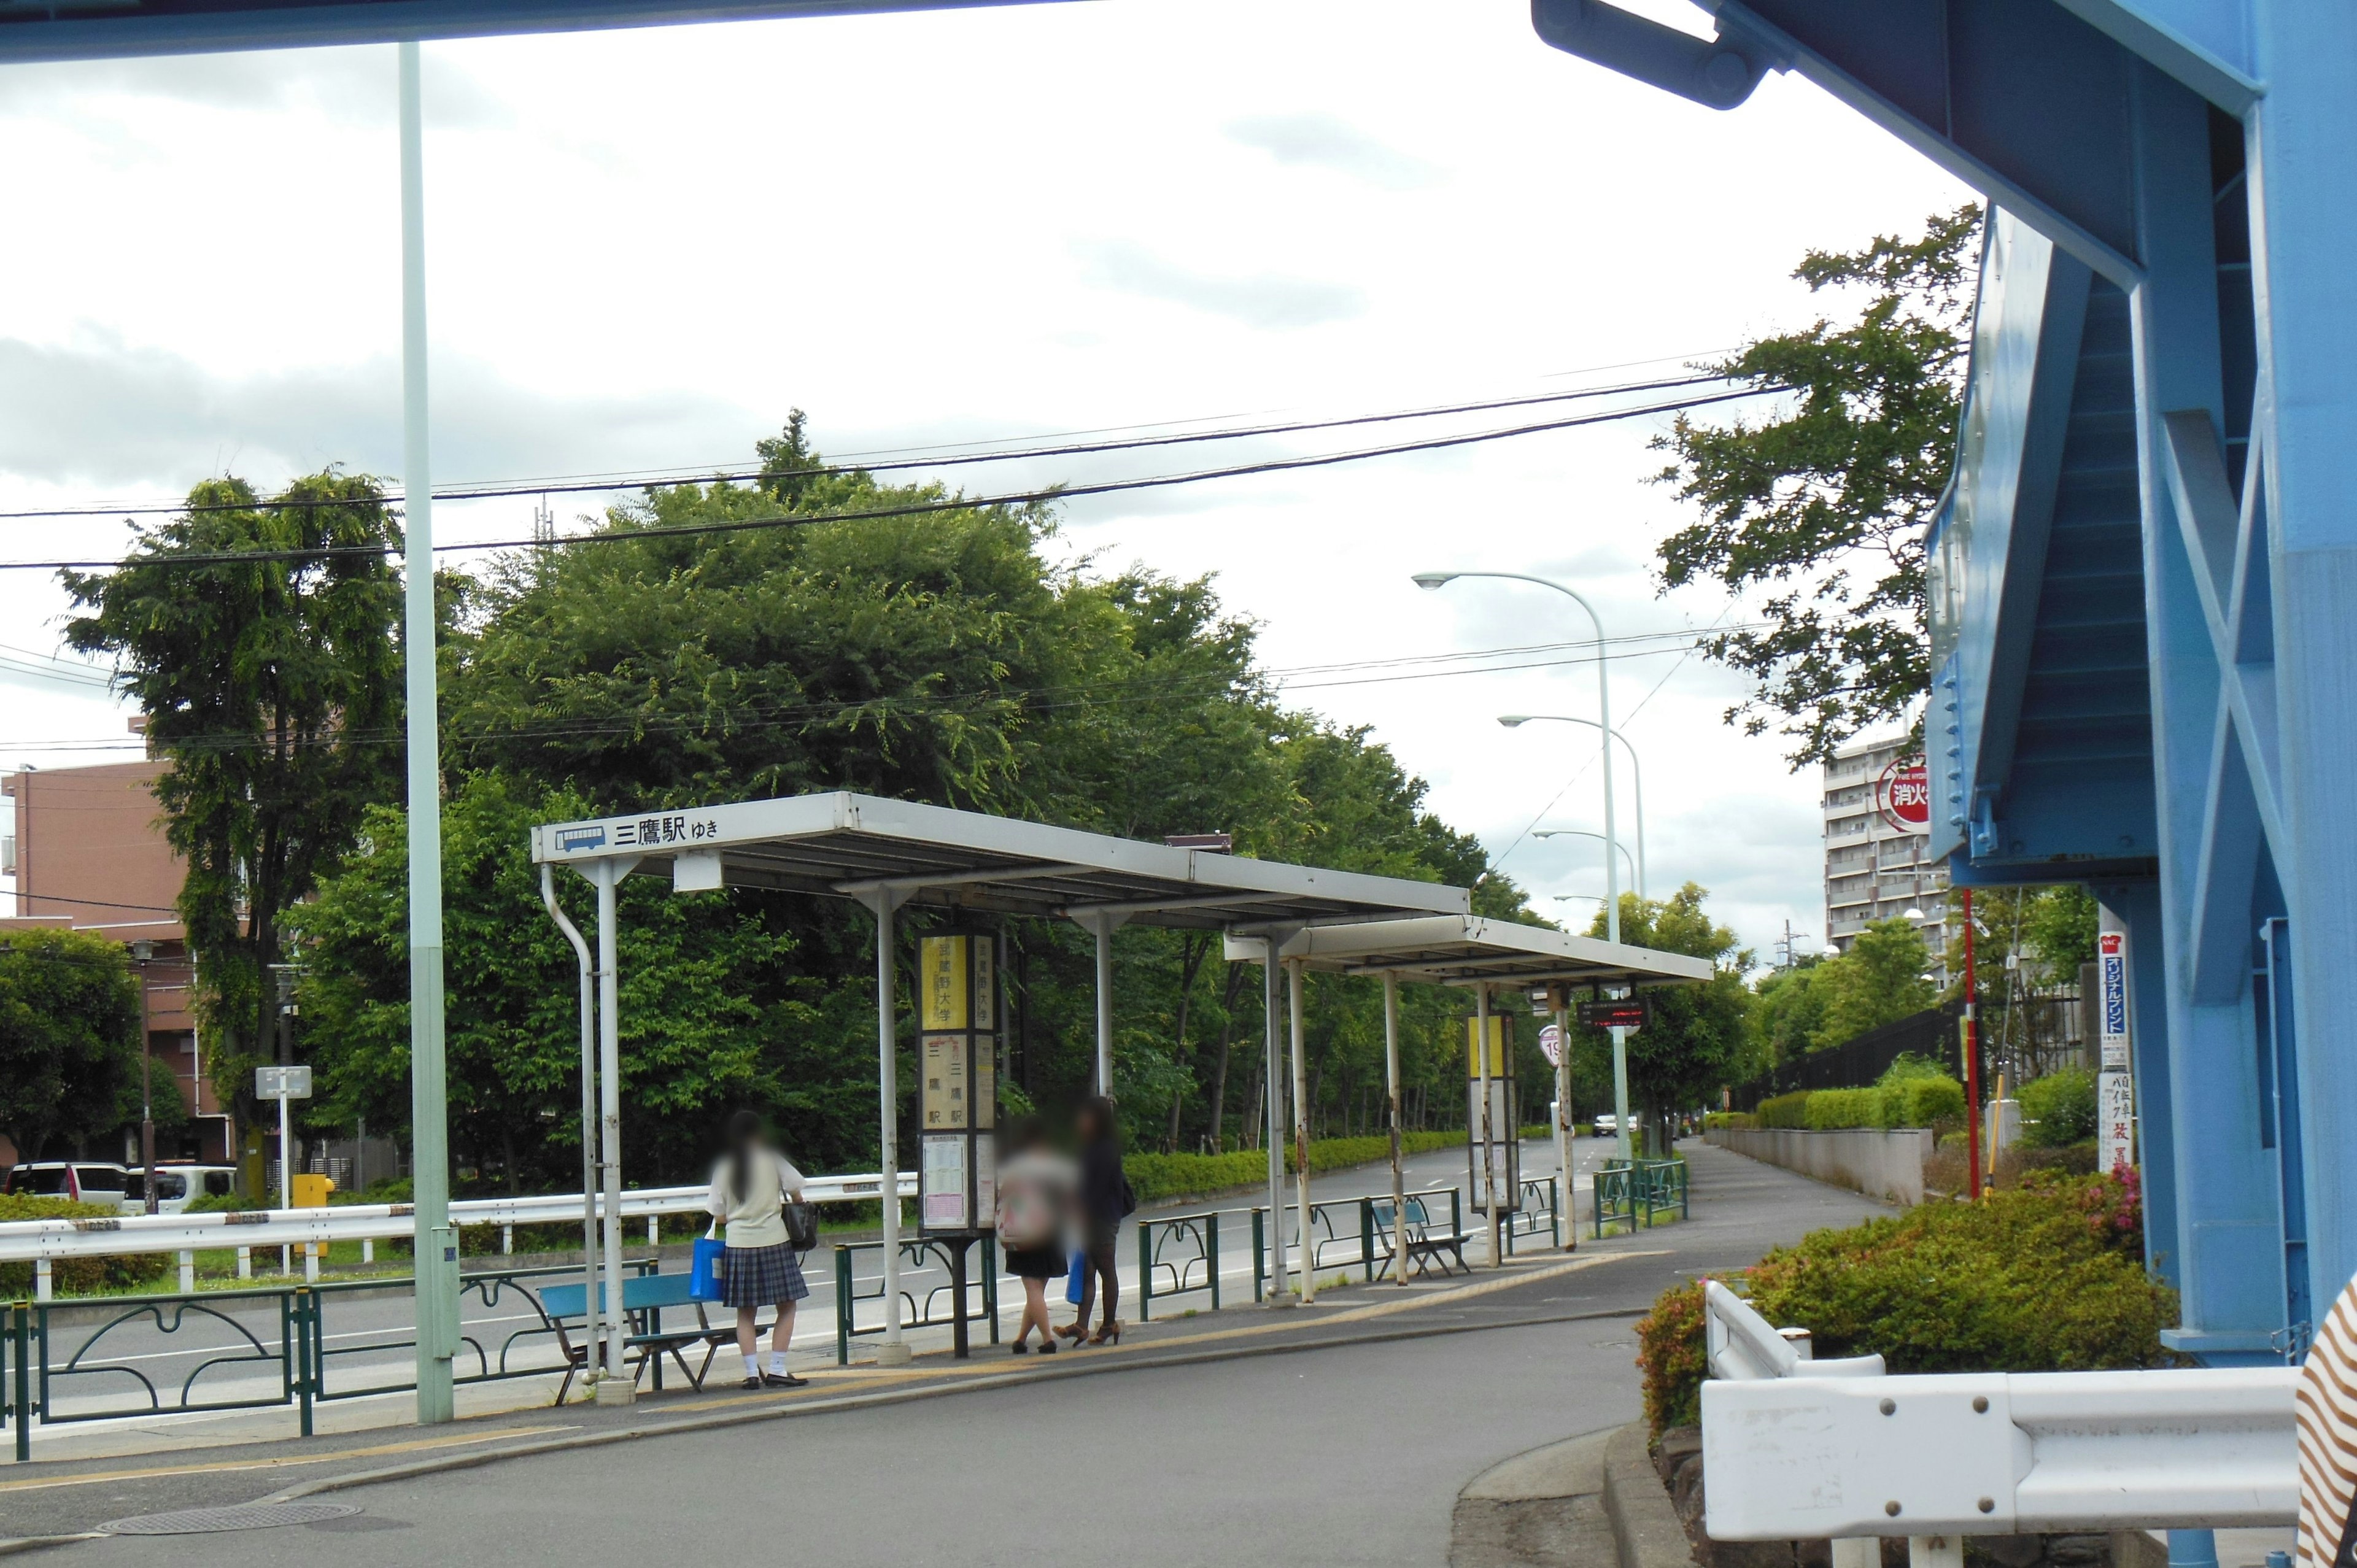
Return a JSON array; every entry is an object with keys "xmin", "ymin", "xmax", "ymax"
[
  {"xmin": 743, "ymin": 1353, "xmax": 761, "ymax": 1380},
  {"xmin": 768, "ymin": 1351, "xmax": 789, "ymax": 1376}
]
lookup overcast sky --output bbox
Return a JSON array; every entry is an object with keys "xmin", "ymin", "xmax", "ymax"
[{"xmin": 0, "ymin": 0, "xmax": 1968, "ymax": 965}]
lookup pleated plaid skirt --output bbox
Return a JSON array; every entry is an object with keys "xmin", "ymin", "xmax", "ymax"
[{"xmin": 720, "ymin": 1242, "xmax": 809, "ymax": 1308}]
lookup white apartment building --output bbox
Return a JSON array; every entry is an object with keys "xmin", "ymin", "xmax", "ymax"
[{"xmin": 1822, "ymin": 732, "xmax": 1950, "ymax": 978}]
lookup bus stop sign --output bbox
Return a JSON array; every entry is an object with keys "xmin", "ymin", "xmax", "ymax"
[{"xmin": 1577, "ymin": 998, "xmax": 1648, "ymax": 1032}]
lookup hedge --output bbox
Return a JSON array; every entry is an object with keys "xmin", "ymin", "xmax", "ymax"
[
  {"xmin": 1123, "ymin": 1130, "xmax": 1463, "ymax": 1204},
  {"xmin": 1632, "ymin": 1170, "xmax": 2174, "ymax": 1433},
  {"xmin": 1752, "ymin": 1077, "xmax": 1965, "ymax": 1132},
  {"xmin": 2021, "ymin": 1068, "xmax": 2098, "ymax": 1149},
  {"xmin": 1755, "ymin": 1092, "xmax": 1811, "ymax": 1129},
  {"xmin": 1703, "ymin": 1111, "xmax": 1755, "ymax": 1130},
  {"xmin": 1804, "ymin": 1087, "xmax": 1883, "ymax": 1129},
  {"xmin": 0, "ymin": 1195, "xmax": 171, "ymax": 1297}
]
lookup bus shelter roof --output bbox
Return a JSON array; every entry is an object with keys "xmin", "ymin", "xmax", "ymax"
[
  {"xmin": 1230, "ymin": 913, "xmax": 1713, "ymax": 989},
  {"xmin": 528, "ymin": 789, "xmax": 1470, "ymax": 929}
]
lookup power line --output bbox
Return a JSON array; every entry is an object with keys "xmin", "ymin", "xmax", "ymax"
[
  {"xmin": 0, "ymin": 367, "xmax": 1748, "ymax": 521},
  {"xmin": 0, "ymin": 626, "xmax": 1748, "ymax": 759},
  {"xmin": 0, "ymin": 385, "xmax": 1778, "ymax": 573}
]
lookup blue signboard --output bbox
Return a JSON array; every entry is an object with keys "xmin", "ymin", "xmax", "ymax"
[{"xmin": 0, "ymin": 0, "xmax": 1065, "ymax": 66}]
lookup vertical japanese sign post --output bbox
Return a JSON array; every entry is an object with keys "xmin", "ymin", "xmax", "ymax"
[
  {"xmin": 2096, "ymin": 924, "xmax": 2136, "ymax": 1175},
  {"xmin": 1466, "ymin": 1010, "xmax": 1519, "ymax": 1267},
  {"xmin": 918, "ymin": 930, "xmax": 999, "ymax": 1358}
]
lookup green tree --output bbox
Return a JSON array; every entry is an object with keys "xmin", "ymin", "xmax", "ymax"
[
  {"xmin": 62, "ymin": 472, "xmax": 406, "ymax": 1130},
  {"xmin": 1653, "ymin": 206, "xmax": 1982, "ymax": 765},
  {"xmin": 1751, "ymin": 957, "xmax": 1826, "ymax": 1065},
  {"xmin": 292, "ymin": 772, "xmax": 809, "ymax": 1187},
  {"xmin": 0, "ymin": 928, "xmax": 142, "ymax": 1162},
  {"xmin": 1576, "ymin": 885, "xmax": 1754, "ymax": 1152},
  {"xmin": 1810, "ymin": 918, "xmax": 1935, "ymax": 1048}
]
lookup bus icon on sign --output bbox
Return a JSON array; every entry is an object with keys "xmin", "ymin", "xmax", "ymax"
[
  {"xmin": 1878, "ymin": 755, "xmax": 1930, "ymax": 833},
  {"xmin": 555, "ymin": 825, "xmax": 608, "ymax": 853}
]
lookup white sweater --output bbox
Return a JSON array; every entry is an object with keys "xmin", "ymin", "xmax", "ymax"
[{"xmin": 705, "ymin": 1149, "xmax": 805, "ymax": 1251}]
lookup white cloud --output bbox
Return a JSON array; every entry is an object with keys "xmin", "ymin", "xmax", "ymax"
[{"xmin": 1225, "ymin": 110, "xmax": 1444, "ymax": 191}]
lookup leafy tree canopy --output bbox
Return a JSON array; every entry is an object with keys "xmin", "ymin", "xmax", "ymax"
[
  {"xmin": 1653, "ymin": 206, "xmax": 1982, "ymax": 766},
  {"xmin": 0, "ymin": 928, "xmax": 142, "ymax": 1162},
  {"xmin": 1808, "ymin": 917, "xmax": 1937, "ymax": 1049},
  {"xmin": 1575, "ymin": 885, "xmax": 1755, "ymax": 1141}
]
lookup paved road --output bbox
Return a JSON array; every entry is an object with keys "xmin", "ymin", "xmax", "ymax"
[
  {"xmin": 6, "ymin": 1141, "xmax": 1888, "ymax": 1556},
  {"xmin": 25, "ymin": 1137, "xmax": 1616, "ymax": 1430}
]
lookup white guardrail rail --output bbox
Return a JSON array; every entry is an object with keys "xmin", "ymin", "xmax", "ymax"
[
  {"xmin": 1699, "ymin": 1281, "xmax": 2296, "ymax": 1564},
  {"xmin": 0, "ymin": 1172, "xmax": 916, "ymax": 1270}
]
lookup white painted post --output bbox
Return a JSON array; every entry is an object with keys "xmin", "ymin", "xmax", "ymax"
[
  {"xmin": 238, "ymin": 1246, "xmax": 252, "ymax": 1280},
  {"xmin": 34, "ymin": 1257, "xmax": 49, "ymax": 1302},
  {"xmin": 646, "ymin": 1215, "xmax": 657, "ymax": 1246},
  {"xmin": 1288, "ymin": 959, "xmax": 1313, "ymax": 1303},
  {"xmin": 594, "ymin": 857, "xmax": 632, "ymax": 1394},
  {"xmin": 397, "ymin": 39, "xmax": 458, "ymax": 1430},
  {"xmin": 1093, "ymin": 916, "xmax": 1114, "ymax": 1099},
  {"xmin": 501, "ymin": 1224, "xmax": 513, "ymax": 1255},
  {"xmin": 178, "ymin": 1250, "xmax": 195, "ymax": 1294},
  {"xmin": 1384, "ymin": 971, "xmax": 1408, "ymax": 1287},
  {"xmin": 1910, "ymin": 1537, "xmax": 1964, "ymax": 1568},
  {"xmin": 304, "ymin": 1244, "xmax": 320, "ymax": 1283},
  {"xmin": 1554, "ymin": 1002, "xmax": 1575, "ymax": 1249},
  {"xmin": 1263, "ymin": 941, "xmax": 1285, "ymax": 1303},
  {"xmin": 864, "ymin": 889, "xmax": 913, "ymax": 1367},
  {"xmin": 362, "ymin": 1239, "xmax": 374, "ymax": 1265},
  {"xmin": 1476, "ymin": 982, "xmax": 1500, "ymax": 1266}
]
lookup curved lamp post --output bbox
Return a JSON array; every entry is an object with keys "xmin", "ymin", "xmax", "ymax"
[
  {"xmin": 1536, "ymin": 828, "xmax": 1637, "ymax": 893},
  {"xmin": 1414, "ymin": 568, "xmax": 1635, "ymax": 1165},
  {"xmin": 1507, "ymin": 714, "xmax": 1646, "ymax": 900}
]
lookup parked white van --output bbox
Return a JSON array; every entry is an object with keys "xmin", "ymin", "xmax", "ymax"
[{"xmin": 122, "ymin": 1164, "xmax": 242, "ymax": 1215}]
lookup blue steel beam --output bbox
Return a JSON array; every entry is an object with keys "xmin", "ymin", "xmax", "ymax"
[{"xmin": 0, "ymin": 0, "xmax": 1076, "ymax": 64}]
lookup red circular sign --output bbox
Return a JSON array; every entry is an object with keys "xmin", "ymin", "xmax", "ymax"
[{"xmin": 1878, "ymin": 755, "xmax": 1930, "ymax": 833}]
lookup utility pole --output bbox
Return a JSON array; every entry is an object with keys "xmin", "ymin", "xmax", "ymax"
[{"xmin": 132, "ymin": 940, "xmax": 156, "ymax": 1214}]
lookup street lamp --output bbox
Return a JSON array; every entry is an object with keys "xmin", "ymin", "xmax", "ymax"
[
  {"xmin": 1535, "ymin": 829, "xmax": 1636, "ymax": 890},
  {"xmin": 1507, "ymin": 715, "xmax": 1646, "ymax": 898},
  {"xmin": 129, "ymin": 939, "xmax": 156, "ymax": 1215},
  {"xmin": 1417, "ymin": 568, "xmax": 1636, "ymax": 1163}
]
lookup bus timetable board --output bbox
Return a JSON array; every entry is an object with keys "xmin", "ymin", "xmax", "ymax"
[
  {"xmin": 917, "ymin": 930, "xmax": 998, "ymax": 1238},
  {"xmin": 0, "ymin": 0, "xmax": 1070, "ymax": 65}
]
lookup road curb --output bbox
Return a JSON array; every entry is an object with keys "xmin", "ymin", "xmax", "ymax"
[{"xmin": 1603, "ymin": 1422, "xmax": 1693, "ymax": 1568}]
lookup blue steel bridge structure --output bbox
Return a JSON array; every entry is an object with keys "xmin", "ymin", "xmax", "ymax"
[{"xmin": 2, "ymin": 0, "xmax": 2350, "ymax": 1365}]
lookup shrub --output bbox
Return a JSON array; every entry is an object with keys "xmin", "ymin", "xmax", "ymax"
[
  {"xmin": 184, "ymin": 1191, "xmax": 252, "ymax": 1215},
  {"xmin": 1122, "ymin": 1130, "xmax": 1461, "ymax": 1205},
  {"xmin": 1803, "ymin": 1088, "xmax": 1882, "ymax": 1129},
  {"xmin": 1755, "ymin": 1092, "xmax": 1811, "ymax": 1129},
  {"xmin": 0, "ymin": 1195, "xmax": 171, "ymax": 1296},
  {"xmin": 1881, "ymin": 1075, "xmax": 1965, "ymax": 1128},
  {"xmin": 1635, "ymin": 1278, "xmax": 1709, "ymax": 1434},
  {"xmin": 1743, "ymin": 1172, "xmax": 2174, "ymax": 1372},
  {"xmin": 2020, "ymin": 1068, "xmax": 2098, "ymax": 1148},
  {"xmin": 1704, "ymin": 1111, "xmax": 1755, "ymax": 1130}
]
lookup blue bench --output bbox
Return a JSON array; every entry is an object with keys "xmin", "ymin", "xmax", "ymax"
[
  {"xmin": 536, "ymin": 1272, "xmax": 733, "ymax": 1401},
  {"xmin": 1367, "ymin": 1193, "xmax": 1468, "ymax": 1280}
]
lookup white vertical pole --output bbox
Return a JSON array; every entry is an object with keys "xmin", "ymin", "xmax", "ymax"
[
  {"xmin": 1262, "ymin": 942, "xmax": 1285, "ymax": 1304},
  {"xmin": 869, "ymin": 891, "xmax": 911, "ymax": 1365},
  {"xmin": 594, "ymin": 859, "xmax": 629, "ymax": 1391},
  {"xmin": 1093, "ymin": 917, "xmax": 1113, "ymax": 1099},
  {"xmin": 1476, "ymin": 983, "xmax": 1499, "ymax": 1265},
  {"xmin": 1287, "ymin": 960, "xmax": 1313, "ymax": 1304},
  {"xmin": 1554, "ymin": 1004, "xmax": 1576, "ymax": 1249},
  {"xmin": 278, "ymin": 1094, "xmax": 292, "ymax": 1213},
  {"xmin": 539, "ymin": 863, "xmax": 600, "ymax": 1383},
  {"xmin": 398, "ymin": 38, "xmax": 457, "ymax": 1426},
  {"xmin": 1384, "ymin": 972, "xmax": 1407, "ymax": 1286}
]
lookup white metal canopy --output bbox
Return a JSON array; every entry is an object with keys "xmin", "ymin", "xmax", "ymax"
[
  {"xmin": 532, "ymin": 789, "xmax": 1473, "ymax": 1372},
  {"xmin": 532, "ymin": 790, "xmax": 1471, "ymax": 927},
  {"xmin": 1226, "ymin": 913, "xmax": 1713, "ymax": 1300}
]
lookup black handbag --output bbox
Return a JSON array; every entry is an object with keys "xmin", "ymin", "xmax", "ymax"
[{"xmin": 781, "ymin": 1197, "xmax": 818, "ymax": 1254}]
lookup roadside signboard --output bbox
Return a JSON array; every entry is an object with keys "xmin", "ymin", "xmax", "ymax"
[
  {"xmin": 2096, "ymin": 930, "xmax": 2134, "ymax": 1172},
  {"xmin": 1878, "ymin": 755, "xmax": 1931, "ymax": 834},
  {"xmin": 1577, "ymin": 997, "xmax": 1648, "ymax": 1032},
  {"xmin": 917, "ymin": 930, "xmax": 996, "ymax": 1237},
  {"xmin": 254, "ymin": 1065, "xmax": 312, "ymax": 1100},
  {"xmin": 1465, "ymin": 1015, "xmax": 1519, "ymax": 1216}
]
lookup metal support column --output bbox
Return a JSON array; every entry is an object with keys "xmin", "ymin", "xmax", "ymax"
[
  {"xmin": 1287, "ymin": 959, "xmax": 1312, "ymax": 1304},
  {"xmin": 1093, "ymin": 916, "xmax": 1114, "ymax": 1099},
  {"xmin": 397, "ymin": 36, "xmax": 456, "ymax": 1426},
  {"xmin": 1261, "ymin": 938, "xmax": 1286, "ymax": 1304},
  {"xmin": 1384, "ymin": 971, "xmax": 1407, "ymax": 1286},
  {"xmin": 592, "ymin": 858, "xmax": 633, "ymax": 1392},
  {"xmin": 540, "ymin": 866, "xmax": 601, "ymax": 1377},
  {"xmin": 861, "ymin": 889, "xmax": 912, "ymax": 1365}
]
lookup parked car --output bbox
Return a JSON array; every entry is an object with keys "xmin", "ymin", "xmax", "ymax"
[
  {"xmin": 1592, "ymin": 1113, "xmax": 1620, "ymax": 1138},
  {"xmin": 2, "ymin": 1161, "xmax": 131, "ymax": 1207},
  {"xmin": 122, "ymin": 1164, "xmax": 241, "ymax": 1215}
]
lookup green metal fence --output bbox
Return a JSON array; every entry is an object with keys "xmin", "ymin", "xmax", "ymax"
[
  {"xmin": 1593, "ymin": 1159, "xmax": 1689, "ymax": 1237},
  {"xmin": 830, "ymin": 1237, "xmax": 999, "ymax": 1365},
  {"xmin": 1502, "ymin": 1177, "xmax": 1562, "ymax": 1255},
  {"xmin": 2, "ymin": 1260, "xmax": 646, "ymax": 1461},
  {"xmin": 1136, "ymin": 1211, "xmax": 1220, "ymax": 1322}
]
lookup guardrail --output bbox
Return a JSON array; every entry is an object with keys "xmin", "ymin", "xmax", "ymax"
[
  {"xmin": 0, "ymin": 1172, "xmax": 918, "ymax": 1299},
  {"xmin": 1698, "ymin": 1280, "xmax": 2297, "ymax": 1566},
  {"xmin": 830, "ymin": 1238, "xmax": 1000, "ymax": 1365},
  {"xmin": 0, "ymin": 1260, "xmax": 654, "ymax": 1461},
  {"xmin": 1136, "ymin": 1211, "xmax": 1220, "ymax": 1322},
  {"xmin": 1501, "ymin": 1177, "xmax": 1562, "ymax": 1255},
  {"xmin": 1593, "ymin": 1158, "xmax": 1687, "ymax": 1237},
  {"xmin": 1251, "ymin": 1189, "xmax": 1469, "ymax": 1297}
]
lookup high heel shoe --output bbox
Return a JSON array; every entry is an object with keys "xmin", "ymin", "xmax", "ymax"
[
  {"xmin": 1089, "ymin": 1321, "xmax": 1123, "ymax": 1346},
  {"xmin": 1054, "ymin": 1322, "xmax": 1085, "ymax": 1340}
]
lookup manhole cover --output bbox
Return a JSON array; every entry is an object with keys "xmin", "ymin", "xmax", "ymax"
[{"xmin": 99, "ymin": 1503, "xmax": 362, "ymax": 1535}]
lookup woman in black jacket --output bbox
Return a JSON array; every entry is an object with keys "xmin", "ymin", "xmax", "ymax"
[{"xmin": 1059, "ymin": 1096, "xmax": 1128, "ymax": 1346}]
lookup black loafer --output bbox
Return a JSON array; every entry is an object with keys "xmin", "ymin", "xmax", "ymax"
[
  {"xmin": 763, "ymin": 1372, "xmax": 808, "ymax": 1388},
  {"xmin": 741, "ymin": 1376, "xmax": 761, "ymax": 1390}
]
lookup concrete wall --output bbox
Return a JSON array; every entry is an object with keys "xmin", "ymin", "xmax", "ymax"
[{"xmin": 1706, "ymin": 1126, "xmax": 1932, "ymax": 1206}]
